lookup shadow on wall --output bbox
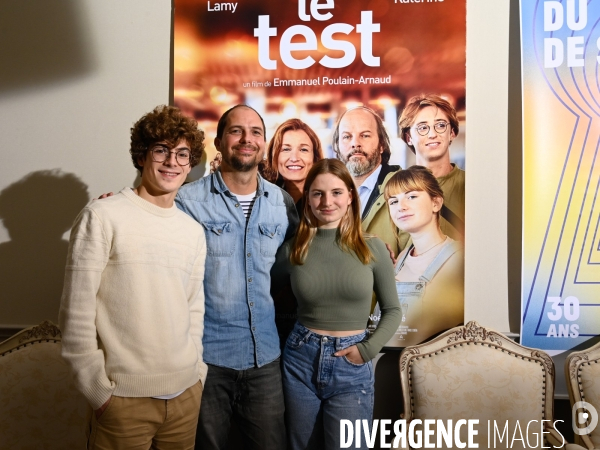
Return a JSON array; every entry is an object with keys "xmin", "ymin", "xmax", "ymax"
[
  {"xmin": 0, "ymin": 170, "xmax": 89, "ymax": 325},
  {"xmin": 0, "ymin": 0, "xmax": 93, "ymax": 97}
]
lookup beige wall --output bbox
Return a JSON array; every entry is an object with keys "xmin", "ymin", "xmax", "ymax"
[
  {"xmin": 0, "ymin": 0, "xmax": 516, "ymax": 331},
  {"xmin": 0, "ymin": 0, "xmax": 171, "ymax": 326},
  {"xmin": 465, "ymin": 0, "xmax": 514, "ymax": 333}
]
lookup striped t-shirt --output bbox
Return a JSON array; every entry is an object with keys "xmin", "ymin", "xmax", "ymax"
[{"xmin": 234, "ymin": 191, "xmax": 257, "ymax": 220}]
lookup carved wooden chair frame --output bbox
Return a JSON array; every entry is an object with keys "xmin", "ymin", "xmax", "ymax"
[
  {"xmin": 565, "ymin": 339, "xmax": 600, "ymax": 450},
  {"xmin": 0, "ymin": 320, "xmax": 62, "ymax": 356},
  {"xmin": 399, "ymin": 320, "xmax": 564, "ymax": 447}
]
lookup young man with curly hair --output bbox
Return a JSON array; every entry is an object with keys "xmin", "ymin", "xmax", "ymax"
[{"xmin": 59, "ymin": 105, "xmax": 207, "ymax": 449}]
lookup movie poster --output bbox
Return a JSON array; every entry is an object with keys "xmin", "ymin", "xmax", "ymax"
[
  {"xmin": 173, "ymin": 0, "xmax": 466, "ymax": 348},
  {"xmin": 521, "ymin": 0, "xmax": 600, "ymax": 351}
]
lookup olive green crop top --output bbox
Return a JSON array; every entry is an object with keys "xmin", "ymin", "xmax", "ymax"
[{"xmin": 272, "ymin": 228, "xmax": 401, "ymax": 362}]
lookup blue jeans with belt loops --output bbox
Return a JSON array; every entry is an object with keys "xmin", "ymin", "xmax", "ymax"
[{"xmin": 282, "ymin": 322, "xmax": 374, "ymax": 450}]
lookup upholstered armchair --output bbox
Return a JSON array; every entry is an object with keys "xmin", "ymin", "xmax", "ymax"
[
  {"xmin": 0, "ymin": 321, "xmax": 88, "ymax": 449},
  {"xmin": 398, "ymin": 321, "xmax": 585, "ymax": 449},
  {"xmin": 566, "ymin": 339, "xmax": 600, "ymax": 449}
]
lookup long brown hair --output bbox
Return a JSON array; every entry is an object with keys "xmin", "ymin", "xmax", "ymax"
[
  {"xmin": 263, "ymin": 118, "xmax": 323, "ymax": 182},
  {"xmin": 290, "ymin": 159, "xmax": 372, "ymax": 265}
]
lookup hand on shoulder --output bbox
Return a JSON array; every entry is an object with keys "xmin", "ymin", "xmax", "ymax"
[{"xmin": 93, "ymin": 192, "xmax": 114, "ymax": 201}]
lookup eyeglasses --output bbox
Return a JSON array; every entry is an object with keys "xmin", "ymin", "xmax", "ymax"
[
  {"xmin": 150, "ymin": 145, "xmax": 191, "ymax": 166},
  {"xmin": 413, "ymin": 122, "xmax": 450, "ymax": 136}
]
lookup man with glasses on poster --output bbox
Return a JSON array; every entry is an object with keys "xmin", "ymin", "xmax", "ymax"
[{"xmin": 398, "ymin": 94, "xmax": 464, "ymax": 241}]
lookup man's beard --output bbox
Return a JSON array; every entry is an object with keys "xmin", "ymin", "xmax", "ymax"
[
  {"xmin": 225, "ymin": 146, "xmax": 261, "ymax": 172},
  {"xmin": 229, "ymin": 154, "xmax": 259, "ymax": 172},
  {"xmin": 344, "ymin": 150, "xmax": 381, "ymax": 177}
]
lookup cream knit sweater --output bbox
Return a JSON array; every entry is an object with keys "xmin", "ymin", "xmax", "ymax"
[{"xmin": 59, "ymin": 188, "xmax": 207, "ymax": 409}]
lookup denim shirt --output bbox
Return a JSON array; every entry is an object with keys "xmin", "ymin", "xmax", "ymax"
[{"xmin": 175, "ymin": 170, "xmax": 298, "ymax": 370}]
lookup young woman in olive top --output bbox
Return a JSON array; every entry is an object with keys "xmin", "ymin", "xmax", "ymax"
[{"xmin": 272, "ymin": 158, "xmax": 401, "ymax": 450}]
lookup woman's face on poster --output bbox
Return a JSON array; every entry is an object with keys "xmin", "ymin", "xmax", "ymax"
[
  {"xmin": 277, "ymin": 129, "xmax": 314, "ymax": 183},
  {"xmin": 387, "ymin": 190, "xmax": 442, "ymax": 234}
]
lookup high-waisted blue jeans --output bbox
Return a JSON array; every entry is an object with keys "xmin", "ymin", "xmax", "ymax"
[{"xmin": 282, "ymin": 322, "xmax": 374, "ymax": 450}]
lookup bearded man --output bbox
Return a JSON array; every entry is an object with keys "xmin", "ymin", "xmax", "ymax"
[
  {"xmin": 175, "ymin": 105, "xmax": 298, "ymax": 450},
  {"xmin": 333, "ymin": 106, "xmax": 405, "ymax": 255}
]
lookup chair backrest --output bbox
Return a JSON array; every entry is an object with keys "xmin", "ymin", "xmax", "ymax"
[
  {"xmin": 566, "ymin": 339, "xmax": 600, "ymax": 449},
  {"xmin": 399, "ymin": 321, "xmax": 562, "ymax": 449},
  {"xmin": 0, "ymin": 321, "xmax": 88, "ymax": 449}
]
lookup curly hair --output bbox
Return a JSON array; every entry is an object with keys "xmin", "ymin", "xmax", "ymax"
[
  {"xmin": 130, "ymin": 105, "xmax": 205, "ymax": 174},
  {"xmin": 332, "ymin": 106, "xmax": 391, "ymax": 166},
  {"xmin": 398, "ymin": 94, "xmax": 459, "ymax": 153},
  {"xmin": 263, "ymin": 118, "xmax": 324, "ymax": 183}
]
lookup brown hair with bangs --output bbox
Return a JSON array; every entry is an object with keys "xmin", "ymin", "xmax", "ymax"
[
  {"xmin": 384, "ymin": 165, "xmax": 444, "ymax": 225},
  {"xmin": 130, "ymin": 105, "xmax": 205, "ymax": 174},
  {"xmin": 398, "ymin": 94, "xmax": 459, "ymax": 153},
  {"xmin": 263, "ymin": 119, "xmax": 324, "ymax": 183},
  {"xmin": 290, "ymin": 159, "xmax": 372, "ymax": 265}
]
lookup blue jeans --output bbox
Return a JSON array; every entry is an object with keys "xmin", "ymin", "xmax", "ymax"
[
  {"xmin": 195, "ymin": 360, "xmax": 286, "ymax": 450},
  {"xmin": 282, "ymin": 322, "xmax": 374, "ymax": 450}
]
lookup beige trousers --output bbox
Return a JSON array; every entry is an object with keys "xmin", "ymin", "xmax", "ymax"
[{"xmin": 87, "ymin": 381, "xmax": 202, "ymax": 450}]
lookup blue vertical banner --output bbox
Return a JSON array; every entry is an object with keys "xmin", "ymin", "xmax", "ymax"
[{"xmin": 521, "ymin": 0, "xmax": 600, "ymax": 350}]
